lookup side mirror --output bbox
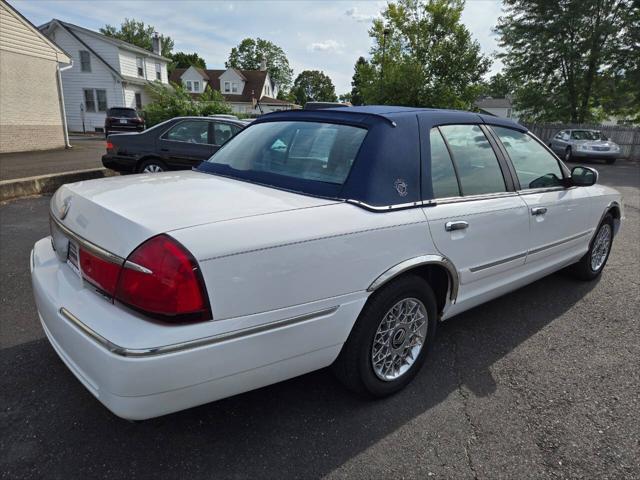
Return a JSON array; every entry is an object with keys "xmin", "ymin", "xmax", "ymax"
[{"xmin": 571, "ymin": 166, "xmax": 598, "ymax": 187}]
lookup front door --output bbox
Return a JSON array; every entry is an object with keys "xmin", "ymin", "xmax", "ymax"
[
  {"xmin": 158, "ymin": 119, "xmax": 216, "ymax": 169},
  {"xmin": 488, "ymin": 126, "xmax": 593, "ymax": 268},
  {"xmin": 422, "ymin": 125, "xmax": 530, "ymax": 315}
]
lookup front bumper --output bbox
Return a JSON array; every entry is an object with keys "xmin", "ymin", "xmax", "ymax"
[
  {"xmin": 31, "ymin": 237, "xmax": 364, "ymax": 420},
  {"xmin": 572, "ymin": 149, "xmax": 620, "ymax": 159}
]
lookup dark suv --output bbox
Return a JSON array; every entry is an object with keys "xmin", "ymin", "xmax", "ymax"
[{"xmin": 104, "ymin": 107, "xmax": 145, "ymax": 137}]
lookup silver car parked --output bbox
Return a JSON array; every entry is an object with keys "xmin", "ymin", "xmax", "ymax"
[{"xmin": 549, "ymin": 129, "xmax": 621, "ymax": 164}]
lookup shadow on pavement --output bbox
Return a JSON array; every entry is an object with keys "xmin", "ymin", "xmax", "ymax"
[{"xmin": 0, "ymin": 271, "xmax": 598, "ymax": 478}]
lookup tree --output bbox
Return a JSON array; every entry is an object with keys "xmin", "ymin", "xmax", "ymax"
[
  {"xmin": 291, "ymin": 70, "xmax": 338, "ymax": 105},
  {"xmin": 170, "ymin": 52, "xmax": 206, "ymax": 70},
  {"xmin": 357, "ymin": 0, "xmax": 490, "ymax": 109},
  {"xmin": 226, "ymin": 38, "xmax": 293, "ymax": 90},
  {"xmin": 350, "ymin": 56, "xmax": 374, "ymax": 105},
  {"xmin": 480, "ymin": 73, "xmax": 514, "ymax": 98},
  {"xmin": 101, "ymin": 19, "xmax": 174, "ymax": 57},
  {"xmin": 142, "ymin": 83, "xmax": 230, "ymax": 127},
  {"xmin": 495, "ymin": 0, "xmax": 636, "ymax": 123}
]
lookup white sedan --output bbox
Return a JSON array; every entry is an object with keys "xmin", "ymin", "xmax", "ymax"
[{"xmin": 31, "ymin": 106, "xmax": 622, "ymax": 420}]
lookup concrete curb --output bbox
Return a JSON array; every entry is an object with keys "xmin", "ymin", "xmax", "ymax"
[{"xmin": 0, "ymin": 168, "xmax": 117, "ymax": 202}]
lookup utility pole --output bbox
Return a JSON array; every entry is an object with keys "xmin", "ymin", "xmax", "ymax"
[{"xmin": 379, "ymin": 28, "xmax": 391, "ymax": 101}]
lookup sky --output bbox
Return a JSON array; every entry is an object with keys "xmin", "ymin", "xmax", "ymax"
[{"xmin": 14, "ymin": 0, "xmax": 505, "ymax": 94}]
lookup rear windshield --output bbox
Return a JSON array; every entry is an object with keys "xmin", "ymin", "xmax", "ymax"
[
  {"xmin": 108, "ymin": 108, "xmax": 137, "ymax": 118},
  {"xmin": 198, "ymin": 121, "xmax": 367, "ymax": 196}
]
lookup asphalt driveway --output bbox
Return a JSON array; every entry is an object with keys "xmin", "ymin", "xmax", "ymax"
[{"xmin": 0, "ymin": 162, "xmax": 638, "ymax": 479}]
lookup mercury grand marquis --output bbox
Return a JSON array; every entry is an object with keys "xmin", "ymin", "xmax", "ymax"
[{"xmin": 31, "ymin": 106, "xmax": 623, "ymax": 420}]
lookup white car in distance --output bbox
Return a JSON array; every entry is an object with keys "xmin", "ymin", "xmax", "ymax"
[{"xmin": 31, "ymin": 106, "xmax": 622, "ymax": 420}]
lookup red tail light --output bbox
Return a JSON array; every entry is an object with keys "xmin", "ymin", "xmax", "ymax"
[
  {"xmin": 106, "ymin": 141, "xmax": 114, "ymax": 151},
  {"xmin": 79, "ymin": 248, "xmax": 122, "ymax": 296},
  {"xmin": 115, "ymin": 235, "xmax": 211, "ymax": 322}
]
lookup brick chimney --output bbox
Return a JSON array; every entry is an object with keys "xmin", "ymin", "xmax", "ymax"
[{"xmin": 152, "ymin": 32, "xmax": 162, "ymax": 55}]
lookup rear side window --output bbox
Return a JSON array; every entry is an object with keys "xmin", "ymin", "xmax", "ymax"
[
  {"xmin": 429, "ymin": 128, "xmax": 460, "ymax": 198},
  {"xmin": 439, "ymin": 125, "xmax": 506, "ymax": 196},
  {"xmin": 213, "ymin": 123, "xmax": 240, "ymax": 145},
  {"xmin": 492, "ymin": 127, "xmax": 563, "ymax": 189}
]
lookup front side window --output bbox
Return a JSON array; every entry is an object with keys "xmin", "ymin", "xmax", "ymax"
[
  {"xmin": 429, "ymin": 128, "xmax": 460, "ymax": 198},
  {"xmin": 163, "ymin": 120, "xmax": 209, "ymax": 144},
  {"xmin": 204, "ymin": 121, "xmax": 367, "ymax": 186},
  {"xmin": 96, "ymin": 89, "xmax": 107, "ymax": 111},
  {"xmin": 136, "ymin": 57, "xmax": 144, "ymax": 77},
  {"xmin": 213, "ymin": 123, "xmax": 240, "ymax": 145},
  {"xmin": 83, "ymin": 89, "xmax": 95, "ymax": 112},
  {"xmin": 79, "ymin": 50, "xmax": 91, "ymax": 72},
  {"xmin": 439, "ymin": 125, "xmax": 506, "ymax": 196},
  {"xmin": 492, "ymin": 127, "xmax": 563, "ymax": 189}
]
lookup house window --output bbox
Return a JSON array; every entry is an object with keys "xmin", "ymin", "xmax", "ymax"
[
  {"xmin": 231, "ymin": 82, "xmax": 238, "ymax": 93},
  {"xmin": 186, "ymin": 81, "xmax": 193, "ymax": 92},
  {"xmin": 224, "ymin": 81, "xmax": 231, "ymax": 93},
  {"xmin": 83, "ymin": 89, "xmax": 95, "ymax": 112},
  {"xmin": 79, "ymin": 50, "xmax": 91, "ymax": 72},
  {"xmin": 135, "ymin": 93, "xmax": 142, "ymax": 109},
  {"xmin": 194, "ymin": 81, "xmax": 200, "ymax": 92},
  {"xmin": 155, "ymin": 62, "xmax": 161, "ymax": 81},
  {"xmin": 136, "ymin": 57, "xmax": 144, "ymax": 77},
  {"xmin": 96, "ymin": 89, "xmax": 107, "ymax": 111}
]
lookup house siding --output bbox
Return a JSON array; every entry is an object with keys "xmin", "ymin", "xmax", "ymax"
[
  {"xmin": 0, "ymin": 2, "xmax": 68, "ymax": 152},
  {"xmin": 48, "ymin": 25, "xmax": 124, "ymax": 132}
]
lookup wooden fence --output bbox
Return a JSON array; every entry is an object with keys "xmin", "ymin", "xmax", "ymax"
[{"xmin": 522, "ymin": 123, "xmax": 640, "ymax": 160}]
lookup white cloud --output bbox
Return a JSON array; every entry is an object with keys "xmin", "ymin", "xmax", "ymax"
[
  {"xmin": 308, "ymin": 40, "xmax": 342, "ymax": 53},
  {"xmin": 345, "ymin": 7, "xmax": 379, "ymax": 23}
]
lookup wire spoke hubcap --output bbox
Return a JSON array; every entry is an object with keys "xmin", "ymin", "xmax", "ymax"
[
  {"xmin": 591, "ymin": 223, "xmax": 611, "ymax": 271},
  {"xmin": 371, "ymin": 297, "xmax": 428, "ymax": 381},
  {"xmin": 143, "ymin": 164, "xmax": 163, "ymax": 173}
]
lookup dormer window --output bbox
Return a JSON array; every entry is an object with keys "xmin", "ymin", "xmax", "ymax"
[
  {"xmin": 186, "ymin": 81, "xmax": 193, "ymax": 92},
  {"xmin": 224, "ymin": 81, "xmax": 231, "ymax": 93},
  {"xmin": 231, "ymin": 83, "xmax": 238, "ymax": 93},
  {"xmin": 193, "ymin": 81, "xmax": 200, "ymax": 92}
]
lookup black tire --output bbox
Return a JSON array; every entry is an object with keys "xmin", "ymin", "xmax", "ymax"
[
  {"xmin": 568, "ymin": 213, "xmax": 614, "ymax": 280},
  {"xmin": 565, "ymin": 147, "xmax": 572, "ymax": 162},
  {"xmin": 137, "ymin": 158, "xmax": 167, "ymax": 173},
  {"xmin": 606, "ymin": 158, "xmax": 616, "ymax": 165},
  {"xmin": 332, "ymin": 274, "xmax": 438, "ymax": 398}
]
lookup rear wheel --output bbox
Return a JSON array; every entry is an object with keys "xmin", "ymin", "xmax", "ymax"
[
  {"xmin": 332, "ymin": 274, "xmax": 438, "ymax": 397},
  {"xmin": 138, "ymin": 158, "xmax": 166, "ymax": 173},
  {"xmin": 568, "ymin": 214, "xmax": 614, "ymax": 280}
]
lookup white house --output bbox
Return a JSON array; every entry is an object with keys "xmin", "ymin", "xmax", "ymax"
[
  {"xmin": 38, "ymin": 19, "xmax": 170, "ymax": 133},
  {"xmin": 0, "ymin": 1, "xmax": 71, "ymax": 152},
  {"xmin": 474, "ymin": 97, "xmax": 519, "ymax": 121},
  {"xmin": 169, "ymin": 64, "xmax": 296, "ymax": 114}
]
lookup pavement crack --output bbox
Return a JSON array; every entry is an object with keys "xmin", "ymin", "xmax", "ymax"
[{"xmin": 451, "ymin": 332, "xmax": 480, "ymax": 480}]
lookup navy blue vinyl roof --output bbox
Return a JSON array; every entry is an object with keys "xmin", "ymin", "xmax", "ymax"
[{"xmin": 214, "ymin": 107, "xmax": 527, "ymax": 207}]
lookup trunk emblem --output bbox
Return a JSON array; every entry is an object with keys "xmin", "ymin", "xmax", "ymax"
[{"xmin": 58, "ymin": 197, "xmax": 72, "ymax": 220}]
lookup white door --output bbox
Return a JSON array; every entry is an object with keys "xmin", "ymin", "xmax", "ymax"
[
  {"xmin": 423, "ymin": 125, "xmax": 530, "ymax": 316},
  {"xmin": 489, "ymin": 126, "xmax": 593, "ymax": 267}
]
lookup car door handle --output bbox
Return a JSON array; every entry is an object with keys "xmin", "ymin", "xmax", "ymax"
[
  {"xmin": 531, "ymin": 207, "xmax": 548, "ymax": 216},
  {"xmin": 445, "ymin": 221, "xmax": 469, "ymax": 232}
]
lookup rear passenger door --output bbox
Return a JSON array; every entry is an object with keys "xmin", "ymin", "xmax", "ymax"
[
  {"xmin": 421, "ymin": 125, "xmax": 530, "ymax": 311},
  {"xmin": 158, "ymin": 119, "xmax": 216, "ymax": 169},
  {"xmin": 489, "ymin": 126, "xmax": 593, "ymax": 266}
]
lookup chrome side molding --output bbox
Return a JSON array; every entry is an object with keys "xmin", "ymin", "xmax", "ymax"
[
  {"xmin": 59, "ymin": 306, "xmax": 339, "ymax": 357},
  {"xmin": 367, "ymin": 254, "xmax": 459, "ymax": 302}
]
